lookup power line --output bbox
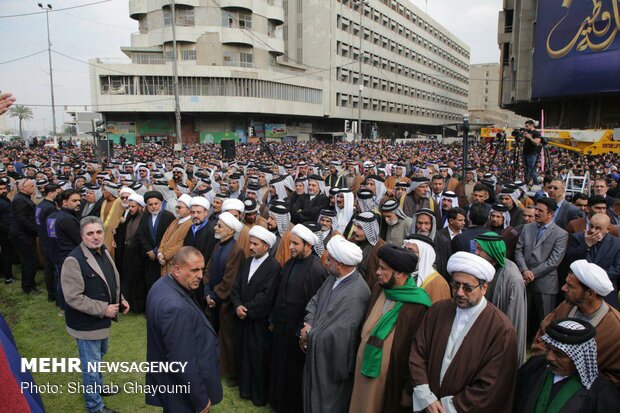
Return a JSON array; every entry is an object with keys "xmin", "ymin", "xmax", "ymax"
[
  {"xmin": 0, "ymin": 0, "xmax": 112, "ymax": 19},
  {"xmin": 17, "ymin": 97, "xmax": 175, "ymax": 108},
  {"xmin": 0, "ymin": 50, "xmax": 48, "ymax": 65},
  {"xmin": 58, "ymin": 10, "xmax": 135, "ymax": 31}
]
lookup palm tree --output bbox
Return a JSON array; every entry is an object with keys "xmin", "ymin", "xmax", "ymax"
[{"xmin": 9, "ymin": 105, "xmax": 33, "ymax": 140}]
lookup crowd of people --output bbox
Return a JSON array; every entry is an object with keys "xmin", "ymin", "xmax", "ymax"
[{"xmin": 1, "ymin": 119, "xmax": 620, "ymax": 413}]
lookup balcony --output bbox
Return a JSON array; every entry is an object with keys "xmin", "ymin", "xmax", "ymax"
[
  {"xmin": 159, "ymin": 0, "xmax": 199, "ymax": 7},
  {"xmin": 220, "ymin": 0, "xmax": 253, "ymax": 12},
  {"xmin": 220, "ymin": 28, "xmax": 254, "ymax": 47},
  {"xmin": 129, "ymin": 0, "xmax": 148, "ymax": 20},
  {"xmin": 265, "ymin": 4, "xmax": 284, "ymax": 24}
]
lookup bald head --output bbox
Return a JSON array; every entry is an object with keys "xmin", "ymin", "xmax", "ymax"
[{"xmin": 590, "ymin": 213, "xmax": 610, "ymax": 235}]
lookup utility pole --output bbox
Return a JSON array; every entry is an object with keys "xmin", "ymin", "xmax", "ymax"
[
  {"xmin": 38, "ymin": 3, "xmax": 57, "ymax": 137},
  {"xmin": 170, "ymin": 0, "xmax": 183, "ymax": 145}
]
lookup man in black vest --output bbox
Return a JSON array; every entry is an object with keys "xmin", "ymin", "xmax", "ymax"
[
  {"xmin": 61, "ymin": 216, "xmax": 129, "ymax": 413},
  {"xmin": 10, "ymin": 178, "xmax": 38, "ymax": 294}
]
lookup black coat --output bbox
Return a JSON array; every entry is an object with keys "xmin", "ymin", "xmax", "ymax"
[
  {"xmin": 183, "ymin": 221, "xmax": 218, "ymax": 264},
  {"xmin": 10, "ymin": 192, "xmax": 37, "ymax": 237},
  {"xmin": 146, "ymin": 275, "xmax": 223, "ymax": 412},
  {"xmin": 451, "ymin": 226, "xmax": 488, "ymax": 254},
  {"xmin": 231, "ymin": 255, "xmax": 282, "ymax": 406},
  {"xmin": 434, "ymin": 227, "xmax": 453, "ymax": 282},
  {"xmin": 293, "ymin": 194, "xmax": 329, "ymax": 224},
  {"xmin": 0, "ymin": 196, "xmax": 13, "ymax": 238},
  {"xmin": 514, "ymin": 355, "xmax": 620, "ymax": 413},
  {"xmin": 137, "ymin": 210, "xmax": 175, "ymax": 289}
]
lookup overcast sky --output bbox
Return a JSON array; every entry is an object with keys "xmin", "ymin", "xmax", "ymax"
[{"xmin": 0, "ymin": 0, "xmax": 502, "ymax": 134}]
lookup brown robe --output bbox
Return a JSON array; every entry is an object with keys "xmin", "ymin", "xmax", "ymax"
[
  {"xmin": 531, "ymin": 300, "xmax": 620, "ymax": 387},
  {"xmin": 420, "ymin": 272, "xmax": 451, "ymax": 304},
  {"xmin": 363, "ymin": 239, "xmax": 385, "ymax": 291},
  {"xmin": 204, "ymin": 239, "xmax": 245, "ymax": 378},
  {"xmin": 100, "ymin": 197, "xmax": 124, "ymax": 259},
  {"xmin": 274, "ymin": 230, "xmax": 292, "ymax": 267},
  {"xmin": 158, "ymin": 218, "xmax": 193, "ymax": 275},
  {"xmin": 410, "ymin": 300, "xmax": 518, "ymax": 413},
  {"xmin": 350, "ymin": 286, "xmax": 428, "ymax": 413}
]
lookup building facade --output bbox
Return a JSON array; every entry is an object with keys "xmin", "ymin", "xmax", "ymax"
[
  {"xmin": 468, "ymin": 63, "xmax": 526, "ymax": 128},
  {"xmin": 498, "ymin": 0, "xmax": 620, "ymax": 129},
  {"xmin": 90, "ymin": 0, "xmax": 470, "ymax": 143}
]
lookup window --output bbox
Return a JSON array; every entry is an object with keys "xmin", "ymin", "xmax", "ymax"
[
  {"xmin": 181, "ymin": 50, "xmax": 196, "ymax": 61},
  {"xmin": 238, "ymin": 11, "xmax": 252, "ymax": 29},
  {"xmin": 240, "ymin": 52, "xmax": 253, "ymax": 68}
]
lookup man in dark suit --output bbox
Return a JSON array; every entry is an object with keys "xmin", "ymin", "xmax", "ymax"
[
  {"xmin": 451, "ymin": 202, "xmax": 489, "ymax": 254},
  {"xmin": 566, "ymin": 195, "xmax": 619, "ymax": 236},
  {"xmin": 137, "ymin": 191, "xmax": 175, "ymax": 291},
  {"xmin": 548, "ymin": 178, "xmax": 582, "ymax": 230},
  {"xmin": 231, "ymin": 226, "xmax": 281, "ymax": 407},
  {"xmin": 0, "ymin": 178, "xmax": 14, "ymax": 284},
  {"xmin": 292, "ymin": 175, "xmax": 329, "ymax": 224},
  {"xmin": 10, "ymin": 178, "xmax": 38, "ymax": 294},
  {"xmin": 434, "ymin": 207, "xmax": 466, "ymax": 280},
  {"xmin": 515, "ymin": 197, "xmax": 568, "ymax": 330},
  {"xmin": 146, "ymin": 246, "xmax": 222, "ymax": 413},
  {"xmin": 565, "ymin": 213, "xmax": 620, "ymax": 307},
  {"xmin": 184, "ymin": 197, "xmax": 217, "ymax": 268}
]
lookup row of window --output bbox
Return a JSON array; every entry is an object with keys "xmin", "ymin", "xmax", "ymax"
[
  {"xmin": 336, "ymin": 67, "xmax": 467, "ymax": 110},
  {"xmin": 131, "ymin": 50, "xmax": 196, "ymax": 64},
  {"xmin": 336, "ymin": 40, "xmax": 468, "ymax": 97},
  {"xmin": 337, "ymin": 13, "xmax": 467, "ymax": 85},
  {"xmin": 99, "ymin": 76, "xmax": 322, "ymax": 104},
  {"xmin": 337, "ymin": 0, "xmax": 469, "ymax": 64},
  {"xmin": 336, "ymin": 92, "xmax": 463, "ymax": 121}
]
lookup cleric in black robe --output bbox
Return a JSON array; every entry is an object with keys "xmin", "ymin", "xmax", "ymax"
[
  {"xmin": 136, "ymin": 191, "xmax": 175, "ymax": 291},
  {"xmin": 122, "ymin": 194, "xmax": 146, "ymax": 312},
  {"xmin": 231, "ymin": 226, "xmax": 282, "ymax": 407},
  {"xmin": 514, "ymin": 318, "xmax": 620, "ymax": 413},
  {"xmin": 269, "ymin": 224, "xmax": 328, "ymax": 413}
]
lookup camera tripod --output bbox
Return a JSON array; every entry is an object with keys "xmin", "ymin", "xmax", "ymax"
[{"xmin": 489, "ymin": 133, "xmax": 522, "ymax": 182}]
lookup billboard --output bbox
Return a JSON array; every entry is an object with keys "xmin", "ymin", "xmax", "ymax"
[
  {"xmin": 265, "ymin": 124, "xmax": 286, "ymax": 139},
  {"xmin": 532, "ymin": 1, "xmax": 620, "ymax": 98}
]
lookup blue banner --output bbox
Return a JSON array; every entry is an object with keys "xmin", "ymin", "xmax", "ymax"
[{"xmin": 532, "ymin": 0, "xmax": 620, "ymax": 98}]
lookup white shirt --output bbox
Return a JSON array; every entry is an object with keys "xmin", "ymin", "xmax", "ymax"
[
  {"xmin": 332, "ymin": 269, "xmax": 355, "ymax": 290},
  {"xmin": 448, "ymin": 226, "xmax": 460, "ymax": 240},
  {"xmin": 151, "ymin": 211, "xmax": 160, "ymax": 226},
  {"xmin": 179, "ymin": 215, "xmax": 191, "ymax": 224},
  {"xmin": 247, "ymin": 254, "xmax": 269, "ymax": 284}
]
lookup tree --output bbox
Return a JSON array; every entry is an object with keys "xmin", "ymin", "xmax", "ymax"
[{"xmin": 9, "ymin": 105, "xmax": 33, "ymax": 140}]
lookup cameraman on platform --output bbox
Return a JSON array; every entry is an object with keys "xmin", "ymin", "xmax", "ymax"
[{"xmin": 522, "ymin": 120, "xmax": 542, "ymax": 186}]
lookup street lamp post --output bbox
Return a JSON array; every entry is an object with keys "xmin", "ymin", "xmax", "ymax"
[
  {"xmin": 38, "ymin": 3, "xmax": 57, "ymax": 137},
  {"xmin": 354, "ymin": 0, "xmax": 366, "ymax": 141},
  {"xmin": 170, "ymin": 0, "xmax": 183, "ymax": 146},
  {"xmin": 462, "ymin": 114, "xmax": 470, "ymax": 179}
]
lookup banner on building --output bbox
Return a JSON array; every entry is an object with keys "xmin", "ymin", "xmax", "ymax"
[
  {"xmin": 532, "ymin": 1, "xmax": 620, "ymax": 98},
  {"xmin": 265, "ymin": 124, "xmax": 287, "ymax": 139},
  {"xmin": 200, "ymin": 132, "xmax": 240, "ymax": 144}
]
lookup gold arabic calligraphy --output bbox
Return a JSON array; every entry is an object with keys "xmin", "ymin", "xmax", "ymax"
[{"xmin": 546, "ymin": 0, "xmax": 620, "ymax": 58}]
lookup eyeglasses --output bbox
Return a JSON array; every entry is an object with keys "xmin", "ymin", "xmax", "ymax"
[
  {"xmin": 450, "ymin": 281, "xmax": 483, "ymax": 293},
  {"xmin": 175, "ymin": 206, "xmax": 183, "ymax": 209}
]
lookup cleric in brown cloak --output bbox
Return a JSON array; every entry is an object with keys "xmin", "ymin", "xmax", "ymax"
[
  {"xmin": 410, "ymin": 251, "xmax": 518, "ymax": 413},
  {"xmin": 349, "ymin": 244, "xmax": 431, "ymax": 413}
]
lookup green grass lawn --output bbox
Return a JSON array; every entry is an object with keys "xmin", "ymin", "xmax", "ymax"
[{"xmin": 0, "ymin": 269, "xmax": 272, "ymax": 413}]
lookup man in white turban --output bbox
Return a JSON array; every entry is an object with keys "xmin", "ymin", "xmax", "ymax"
[
  {"xmin": 532, "ymin": 260, "xmax": 620, "ymax": 387},
  {"xmin": 230, "ymin": 224, "xmax": 282, "ymax": 406},
  {"xmin": 300, "ymin": 234, "xmax": 370, "ymax": 413},
  {"xmin": 203, "ymin": 211, "xmax": 245, "ymax": 383},
  {"xmin": 410, "ymin": 250, "xmax": 518, "ymax": 413}
]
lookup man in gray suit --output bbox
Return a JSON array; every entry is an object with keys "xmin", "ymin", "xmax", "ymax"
[
  {"xmin": 547, "ymin": 178, "xmax": 582, "ymax": 230},
  {"xmin": 515, "ymin": 197, "xmax": 568, "ymax": 331}
]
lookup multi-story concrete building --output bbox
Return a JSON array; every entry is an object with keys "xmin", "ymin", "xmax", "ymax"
[
  {"xmin": 90, "ymin": 0, "xmax": 470, "ymax": 144},
  {"xmin": 498, "ymin": 0, "xmax": 620, "ymax": 128},
  {"xmin": 468, "ymin": 63, "xmax": 526, "ymax": 128}
]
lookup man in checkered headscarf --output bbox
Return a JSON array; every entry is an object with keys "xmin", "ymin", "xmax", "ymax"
[
  {"xmin": 349, "ymin": 212, "xmax": 385, "ymax": 290},
  {"xmin": 514, "ymin": 318, "xmax": 620, "ymax": 412}
]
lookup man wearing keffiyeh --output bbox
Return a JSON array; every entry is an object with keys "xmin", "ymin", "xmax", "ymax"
[
  {"xmin": 349, "ymin": 212, "xmax": 385, "ymax": 290},
  {"xmin": 515, "ymin": 318, "xmax": 620, "ymax": 412}
]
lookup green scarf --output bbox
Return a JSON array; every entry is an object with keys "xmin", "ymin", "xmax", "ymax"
[
  {"xmin": 476, "ymin": 232, "xmax": 506, "ymax": 267},
  {"xmin": 533, "ymin": 370, "xmax": 582, "ymax": 413},
  {"xmin": 360, "ymin": 277, "xmax": 431, "ymax": 378}
]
